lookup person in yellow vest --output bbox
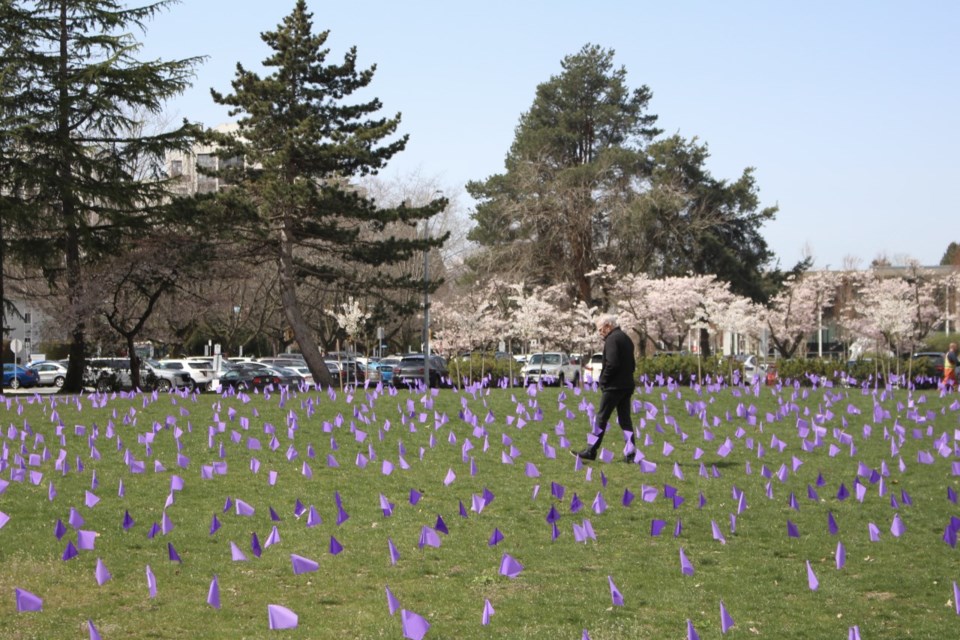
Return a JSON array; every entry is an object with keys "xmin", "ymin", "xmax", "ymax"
[{"xmin": 945, "ymin": 342, "xmax": 959, "ymax": 390}]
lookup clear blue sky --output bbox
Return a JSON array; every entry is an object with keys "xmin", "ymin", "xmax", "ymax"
[{"xmin": 141, "ymin": 0, "xmax": 959, "ymax": 270}]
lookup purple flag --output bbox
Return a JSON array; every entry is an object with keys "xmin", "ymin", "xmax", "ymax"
[
  {"xmin": 330, "ymin": 536, "xmax": 343, "ymax": 555},
  {"xmin": 836, "ymin": 541, "xmax": 846, "ymax": 569},
  {"xmin": 409, "ymin": 489, "xmax": 422, "ymax": 505},
  {"xmin": 388, "ymin": 537, "xmax": 401, "ymax": 565},
  {"xmin": 482, "ymin": 598, "xmax": 495, "ymax": 625},
  {"xmin": 235, "ymin": 499, "xmax": 255, "ymax": 517},
  {"xmin": 686, "ymin": 619, "xmax": 700, "ymax": 640},
  {"xmin": 488, "ymin": 528, "xmax": 504, "ymax": 546},
  {"xmin": 146, "ymin": 565, "xmax": 157, "ymax": 598},
  {"xmin": 953, "ymin": 581, "xmax": 960, "ymax": 615},
  {"xmin": 168, "ymin": 542, "xmax": 181, "ymax": 563},
  {"xmin": 267, "ymin": 604, "xmax": 298, "ymax": 630},
  {"xmin": 608, "ymin": 575, "xmax": 624, "ymax": 606},
  {"xmin": 251, "ymin": 532, "xmax": 262, "ymax": 557},
  {"xmin": 269, "ymin": 506, "xmax": 281, "ymax": 522},
  {"xmin": 720, "ymin": 600, "xmax": 734, "ymax": 633},
  {"xmin": 499, "ymin": 553, "xmax": 523, "ymax": 578},
  {"xmin": 806, "ymin": 560, "xmax": 819, "ymax": 590},
  {"xmin": 386, "ymin": 585, "xmax": 400, "ymax": 615},
  {"xmin": 78, "ymin": 530, "xmax": 96, "ymax": 551},
  {"xmin": 306, "ymin": 505, "xmax": 322, "ymax": 527},
  {"xmin": 95, "ymin": 558, "xmax": 111, "ymax": 585},
  {"xmin": 230, "ymin": 541, "xmax": 248, "ymax": 561},
  {"xmin": 401, "ymin": 609, "xmax": 430, "ymax": 640},
  {"xmin": 849, "ymin": 625, "xmax": 861, "ymax": 640},
  {"xmin": 62, "ymin": 540, "xmax": 79, "ymax": 561},
  {"xmin": 418, "ymin": 526, "xmax": 441, "ymax": 549},
  {"xmin": 711, "ymin": 520, "xmax": 726, "ymax": 544},
  {"xmin": 434, "ymin": 515, "xmax": 448, "ymax": 535},
  {"xmin": 122, "ymin": 510, "xmax": 135, "ymax": 531},
  {"xmin": 868, "ymin": 522, "xmax": 881, "ymax": 542},
  {"xmin": 264, "ymin": 525, "xmax": 280, "ymax": 548},
  {"xmin": 210, "ymin": 514, "xmax": 221, "ymax": 535},
  {"xmin": 787, "ymin": 520, "xmax": 800, "ymax": 538},
  {"xmin": 87, "ymin": 619, "xmax": 101, "ymax": 640},
  {"xmin": 679, "ymin": 547, "xmax": 694, "ymax": 576},
  {"xmin": 828, "ymin": 511, "xmax": 839, "ymax": 535},
  {"xmin": 54, "ymin": 519, "xmax": 67, "ymax": 540},
  {"xmin": 15, "ymin": 588, "xmax": 42, "ymax": 612},
  {"xmin": 291, "ymin": 554, "xmax": 319, "ymax": 574},
  {"xmin": 207, "ymin": 575, "xmax": 221, "ymax": 609},
  {"xmin": 891, "ymin": 513, "xmax": 905, "ymax": 537}
]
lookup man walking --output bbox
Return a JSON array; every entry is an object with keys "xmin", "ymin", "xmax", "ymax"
[{"xmin": 573, "ymin": 314, "xmax": 636, "ymax": 462}]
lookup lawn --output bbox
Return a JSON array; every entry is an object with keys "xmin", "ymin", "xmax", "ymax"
[{"xmin": 0, "ymin": 377, "xmax": 958, "ymax": 639}]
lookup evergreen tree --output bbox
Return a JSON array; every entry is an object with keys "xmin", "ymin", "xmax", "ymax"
[
  {"xmin": 940, "ymin": 242, "xmax": 959, "ymax": 266},
  {"xmin": 209, "ymin": 0, "xmax": 445, "ymax": 387},
  {"xmin": 467, "ymin": 44, "xmax": 659, "ymax": 304},
  {"xmin": 0, "ymin": 0, "xmax": 202, "ymax": 391}
]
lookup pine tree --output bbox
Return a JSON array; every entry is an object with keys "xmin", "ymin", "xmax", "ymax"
[
  {"xmin": 0, "ymin": 0, "xmax": 202, "ymax": 391},
  {"xmin": 209, "ymin": 0, "xmax": 445, "ymax": 387}
]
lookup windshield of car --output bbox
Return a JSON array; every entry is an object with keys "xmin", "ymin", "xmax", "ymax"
[{"xmin": 527, "ymin": 353, "xmax": 560, "ymax": 365}]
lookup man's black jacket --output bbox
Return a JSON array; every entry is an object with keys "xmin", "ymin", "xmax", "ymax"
[{"xmin": 599, "ymin": 327, "xmax": 636, "ymax": 390}]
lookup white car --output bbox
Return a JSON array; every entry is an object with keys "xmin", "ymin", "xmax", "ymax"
[
  {"xmin": 582, "ymin": 352, "xmax": 603, "ymax": 383},
  {"xmin": 520, "ymin": 352, "xmax": 581, "ymax": 386},
  {"xmin": 159, "ymin": 359, "xmax": 216, "ymax": 391},
  {"xmin": 29, "ymin": 361, "xmax": 68, "ymax": 388}
]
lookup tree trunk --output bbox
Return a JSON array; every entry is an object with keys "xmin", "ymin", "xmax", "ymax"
[{"xmin": 278, "ymin": 214, "xmax": 335, "ymax": 388}]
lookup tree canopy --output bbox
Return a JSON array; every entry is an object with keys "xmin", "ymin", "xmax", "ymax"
[
  {"xmin": 0, "ymin": 0, "xmax": 203, "ymax": 390},
  {"xmin": 467, "ymin": 44, "xmax": 790, "ymax": 309},
  {"xmin": 208, "ymin": 0, "xmax": 446, "ymax": 386}
]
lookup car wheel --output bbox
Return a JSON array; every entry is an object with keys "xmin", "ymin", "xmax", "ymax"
[
  {"xmin": 54, "ymin": 376, "xmax": 65, "ymax": 388},
  {"xmin": 157, "ymin": 379, "xmax": 172, "ymax": 392},
  {"xmin": 10, "ymin": 377, "xmax": 21, "ymax": 389}
]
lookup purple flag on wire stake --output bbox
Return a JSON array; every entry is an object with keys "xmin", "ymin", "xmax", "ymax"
[
  {"xmin": 679, "ymin": 547, "xmax": 694, "ymax": 576},
  {"xmin": 720, "ymin": 600, "xmax": 734, "ymax": 633},
  {"xmin": 386, "ymin": 585, "xmax": 400, "ymax": 615},
  {"xmin": 168, "ymin": 542, "xmax": 181, "ymax": 563},
  {"xmin": 146, "ymin": 565, "xmax": 157, "ymax": 598},
  {"xmin": 608, "ymin": 575, "xmax": 624, "ymax": 606},
  {"xmin": 434, "ymin": 515, "xmax": 448, "ymax": 535},
  {"xmin": 329, "ymin": 536, "xmax": 343, "ymax": 555},
  {"xmin": 787, "ymin": 520, "xmax": 800, "ymax": 538},
  {"xmin": 62, "ymin": 540, "xmax": 79, "ymax": 561},
  {"xmin": 251, "ymin": 533, "xmax": 262, "ymax": 558},
  {"xmin": 499, "ymin": 553, "xmax": 523, "ymax": 578},
  {"xmin": 236, "ymin": 499, "xmax": 255, "ymax": 516},
  {"xmin": 836, "ymin": 541, "xmax": 846, "ymax": 569},
  {"xmin": 849, "ymin": 625, "xmax": 861, "ymax": 640},
  {"xmin": 953, "ymin": 581, "xmax": 960, "ymax": 615},
  {"xmin": 482, "ymin": 598, "xmax": 495, "ymax": 625},
  {"xmin": 87, "ymin": 619, "xmax": 101, "ymax": 640},
  {"xmin": 401, "ymin": 609, "xmax": 430, "ymax": 640},
  {"xmin": 207, "ymin": 575, "xmax": 221, "ymax": 609},
  {"xmin": 891, "ymin": 513, "xmax": 905, "ymax": 537},
  {"xmin": 230, "ymin": 541, "xmax": 248, "ymax": 561},
  {"xmin": 210, "ymin": 514, "xmax": 221, "ymax": 535},
  {"xmin": 418, "ymin": 526, "xmax": 441, "ymax": 549},
  {"xmin": 14, "ymin": 588, "xmax": 42, "ymax": 612},
  {"xmin": 267, "ymin": 604, "xmax": 298, "ymax": 629},
  {"xmin": 95, "ymin": 558, "xmax": 111, "ymax": 585},
  {"xmin": 388, "ymin": 538, "xmax": 401, "ymax": 565},
  {"xmin": 686, "ymin": 619, "xmax": 700, "ymax": 640},
  {"xmin": 291, "ymin": 554, "xmax": 319, "ymax": 574},
  {"xmin": 806, "ymin": 560, "xmax": 819, "ymax": 590},
  {"xmin": 488, "ymin": 528, "xmax": 504, "ymax": 546}
]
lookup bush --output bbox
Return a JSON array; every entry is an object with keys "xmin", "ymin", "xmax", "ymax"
[
  {"xmin": 635, "ymin": 354, "xmax": 730, "ymax": 384},
  {"xmin": 446, "ymin": 354, "xmax": 520, "ymax": 385}
]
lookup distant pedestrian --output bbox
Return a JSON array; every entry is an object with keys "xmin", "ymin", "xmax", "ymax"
[
  {"xmin": 573, "ymin": 315, "xmax": 636, "ymax": 462},
  {"xmin": 945, "ymin": 342, "xmax": 959, "ymax": 390}
]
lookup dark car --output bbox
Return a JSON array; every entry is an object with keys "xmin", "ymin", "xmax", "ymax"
[
  {"xmin": 219, "ymin": 365, "xmax": 299, "ymax": 391},
  {"xmin": 85, "ymin": 357, "xmax": 191, "ymax": 392},
  {"xmin": 395, "ymin": 354, "xmax": 448, "ymax": 388},
  {"xmin": 3, "ymin": 363, "xmax": 40, "ymax": 389}
]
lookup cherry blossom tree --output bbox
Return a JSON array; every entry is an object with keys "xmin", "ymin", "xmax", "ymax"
[{"xmin": 763, "ymin": 270, "xmax": 839, "ymax": 358}]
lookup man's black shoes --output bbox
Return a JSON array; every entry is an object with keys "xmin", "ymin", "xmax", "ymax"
[{"xmin": 571, "ymin": 448, "xmax": 597, "ymax": 461}]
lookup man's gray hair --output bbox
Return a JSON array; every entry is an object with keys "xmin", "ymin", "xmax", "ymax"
[{"xmin": 596, "ymin": 314, "xmax": 619, "ymax": 330}]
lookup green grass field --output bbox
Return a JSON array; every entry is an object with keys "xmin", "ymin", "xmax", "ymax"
[{"xmin": 1, "ymin": 377, "xmax": 959, "ymax": 639}]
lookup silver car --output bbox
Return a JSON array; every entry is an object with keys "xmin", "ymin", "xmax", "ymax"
[{"xmin": 29, "ymin": 361, "xmax": 68, "ymax": 388}]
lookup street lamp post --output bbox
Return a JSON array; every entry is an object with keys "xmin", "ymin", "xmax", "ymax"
[{"xmin": 233, "ymin": 305, "xmax": 241, "ymax": 357}]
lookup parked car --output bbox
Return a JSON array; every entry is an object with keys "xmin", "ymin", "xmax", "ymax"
[
  {"xmin": 734, "ymin": 354, "xmax": 767, "ymax": 378},
  {"xmin": 159, "ymin": 358, "xmax": 216, "ymax": 391},
  {"xmin": 3, "ymin": 363, "xmax": 40, "ymax": 389},
  {"xmin": 29, "ymin": 361, "xmax": 67, "ymax": 388},
  {"xmin": 582, "ymin": 352, "xmax": 603, "ymax": 383},
  {"xmin": 218, "ymin": 365, "xmax": 299, "ymax": 391},
  {"xmin": 520, "ymin": 352, "xmax": 580, "ymax": 387},
  {"xmin": 85, "ymin": 357, "xmax": 191, "ymax": 392},
  {"xmin": 395, "ymin": 354, "xmax": 449, "ymax": 388}
]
